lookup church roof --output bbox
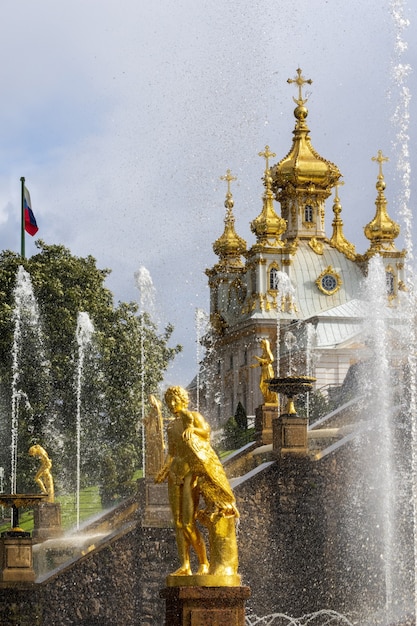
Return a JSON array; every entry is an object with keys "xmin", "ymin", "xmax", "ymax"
[{"xmin": 245, "ymin": 240, "xmax": 365, "ymax": 324}]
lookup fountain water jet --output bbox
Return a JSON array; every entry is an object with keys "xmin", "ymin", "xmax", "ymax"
[
  {"xmin": 195, "ymin": 307, "xmax": 209, "ymax": 412},
  {"xmin": 10, "ymin": 266, "xmax": 47, "ymax": 494},
  {"xmin": 75, "ymin": 311, "xmax": 94, "ymax": 529},
  {"xmin": 134, "ymin": 265, "xmax": 156, "ymax": 478},
  {"xmin": 274, "ymin": 271, "xmax": 296, "ymax": 376},
  {"xmin": 389, "ymin": 2, "xmax": 416, "ymax": 618},
  {"xmin": 245, "ymin": 610, "xmax": 354, "ymax": 625}
]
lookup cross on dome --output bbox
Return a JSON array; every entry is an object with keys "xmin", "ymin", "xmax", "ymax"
[
  {"xmin": 287, "ymin": 68, "xmax": 313, "ymax": 105},
  {"xmin": 258, "ymin": 145, "xmax": 276, "ymax": 171},
  {"xmin": 220, "ymin": 169, "xmax": 237, "ymax": 195},
  {"xmin": 372, "ymin": 150, "xmax": 389, "ymax": 179}
]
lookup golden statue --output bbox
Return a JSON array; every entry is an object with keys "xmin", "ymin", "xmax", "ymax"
[
  {"xmin": 251, "ymin": 338, "xmax": 278, "ymax": 404},
  {"xmin": 144, "ymin": 394, "xmax": 165, "ymax": 478},
  {"xmin": 28, "ymin": 444, "xmax": 54, "ymax": 503},
  {"xmin": 156, "ymin": 385, "xmax": 239, "ymax": 584}
]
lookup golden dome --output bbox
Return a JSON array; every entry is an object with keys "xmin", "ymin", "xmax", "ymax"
[
  {"xmin": 270, "ymin": 69, "xmax": 341, "ymax": 198},
  {"xmin": 250, "ymin": 146, "xmax": 287, "ymax": 248},
  {"xmin": 364, "ymin": 151, "xmax": 400, "ymax": 252},
  {"xmin": 212, "ymin": 170, "xmax": 247, "ymax": 269}
]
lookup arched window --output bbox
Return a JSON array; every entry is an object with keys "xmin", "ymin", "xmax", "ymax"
[
  {"xmin": 269, "ymin": 267, "xmax": 279, "ymax": 290},
  {"xmin": 386, "ymin": 271, "xmax": 395, "ymax": 296},
  {"xmin": 304, "ymin": 205, "xmax": 313, "ymax": 222}
]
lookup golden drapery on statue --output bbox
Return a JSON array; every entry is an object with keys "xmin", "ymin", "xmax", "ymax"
[
  {"xmin": 251, "ymin": 338, "xmax": 278, "ymax": 404},
  {"xmin": 155, "ymin": 385, "xmax": 240, "ymax": 586},
  {"xmin": 28, "ymin": 444, "xmax": 54, "ymax": 503}
]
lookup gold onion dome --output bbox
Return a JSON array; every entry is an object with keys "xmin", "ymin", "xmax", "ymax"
[
  {"xmin": 364, "ymin": 150, "xmax": 400, "ymax": 251},
  {"xmin": 250, "ymin": 146, "xmax": 287, "ymax": 247},
  {"xmin": 270, "ymin": 68, "xmax": 341, "ymax": 198},
  {"xmin": 212, "ymin": 169, "xmax": 247, "ymax": 269}
]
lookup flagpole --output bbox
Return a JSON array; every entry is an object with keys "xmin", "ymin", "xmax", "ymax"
[{"xmin": 20, "ymin": 177, "xmax": 25, "ymax": 259}]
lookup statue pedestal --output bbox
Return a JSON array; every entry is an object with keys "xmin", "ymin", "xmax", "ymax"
[
  {"xmin": 255, "ymin": 404, "xmax": 278, "ymax": 445},
  {"xmin": 273, "ymin": 414, "xmax": 308, "ymax": 455},
  {"xmin": 160, "ymin": 585, "xmax": 250, "ymax": 626},
  {"xmin": 32, "ymin": 502, "xmax": 63, "ymax": 542},
  {"xmin": 0, "ymin": 534, "xmax": 35, "ymax": 583}
]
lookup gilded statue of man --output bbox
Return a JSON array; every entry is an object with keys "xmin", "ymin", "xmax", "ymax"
[
  {"xmin": 156, "ymin": 385, "xmax": 239, "ymax": 580},
  {"xmin": 28, "ymin": 444, "xmax": 54, "ymax": 503}
]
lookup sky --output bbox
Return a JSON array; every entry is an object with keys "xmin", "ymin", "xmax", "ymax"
[{"xmin": 0, "ymin": 0, "xmax": 415, "ymax": 387}]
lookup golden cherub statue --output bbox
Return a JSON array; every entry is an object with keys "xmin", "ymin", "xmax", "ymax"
[
  {"xmin": 155, "ymin": 385, "xmax": 240, "ymax": 584},
  {"xmin": 28, "ymin": 444, "xmax": 54, "ymax": 503},
  {"xmin": 251, "ymin": 338, "xmax": 278, "ymax": 404}
]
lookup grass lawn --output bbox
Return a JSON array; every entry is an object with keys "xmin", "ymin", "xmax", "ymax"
[{"xmin": 0, "ymin": 485, "xmax": 104, "ymax": 535}]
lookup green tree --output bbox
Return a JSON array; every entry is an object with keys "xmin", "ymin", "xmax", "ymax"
[
  {"xmin": 0, "ymin": 242, "xmax": 181, "ymax": 499},
  {"xmin": 234, "ymin": 401, "xmax": 248, "ymax": 430}
]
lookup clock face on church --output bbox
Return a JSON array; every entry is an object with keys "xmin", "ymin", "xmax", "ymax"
[{"xmin": 315, "ymin": 267, "xmax": 342, "ymax": 296}]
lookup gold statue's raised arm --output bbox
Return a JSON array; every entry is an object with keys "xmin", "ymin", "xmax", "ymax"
[{"xmin": 28, "ymin": 444, "xmax": 54, "ymax": 503}]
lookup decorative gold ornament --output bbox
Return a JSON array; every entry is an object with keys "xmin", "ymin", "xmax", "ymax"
[
  {"xmin": 309, "ymin": 237, "xmax": 324, "ymax": 255},
  {"xmin": 328, "ymin": 181, "xmax": 356, "ymax": 260},
  {"xmin": 316, "ymin": 266, "xmax": 342, "ymax": 296}
]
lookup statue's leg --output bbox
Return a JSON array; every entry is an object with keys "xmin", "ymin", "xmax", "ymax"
[
  {"xmin": 44, "ymin": 473, "xmax": 54, "ymax": 501},
  {"xmin": 35, "ymin": 476, "xmax": 47, "ymax": 494},
  {"xmin": 182, "ymin": 474, "xmax": 209, "ymax": 574},
  {"xmin": 168, "ymin": 481, "xmax": 191, "ymax": 575}
]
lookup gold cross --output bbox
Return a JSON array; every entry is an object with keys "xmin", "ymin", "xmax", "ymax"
[
  {"xmin": 334, "ymin": 179, "xmax": 345, "ymax": 201},
  {"xmin": 287, "ymin": 68, "xmax": 312, "ymax": 105},
  {"xmin": 258, "ymin": 145, "xmax": 276, "ymax": 171},
  {"xmin": 372, "ymin": 150, "xmax": 389, "ymax": 178},
  {"xmin": 220, "ymin": 169, "xmax": 237, "ymax": 195}
]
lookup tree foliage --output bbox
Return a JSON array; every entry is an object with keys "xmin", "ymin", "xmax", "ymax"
[{"xmin": 0, "ymin": 241, "xmax": 181, "ymax": 501}]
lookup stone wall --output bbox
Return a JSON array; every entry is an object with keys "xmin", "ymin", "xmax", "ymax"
[
  {"xmin": 0, "ymin": 524, "xmax": 177, "ymax": 625},
  {"xmin": 0, "ymin": 442, "xmax": 414, "ymax": 624}
]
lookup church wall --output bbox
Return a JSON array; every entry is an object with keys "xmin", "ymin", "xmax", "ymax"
[{"xmin": 314, "ymin": 349, "xmax": 356, "ymax": 392}]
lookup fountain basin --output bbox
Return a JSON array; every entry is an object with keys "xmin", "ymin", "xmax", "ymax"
[
  {"xmin": 267, "ymin": 376, "xmax": 316, "ymax": 415},
  {"xmin": 0, "ymin": 494, "xmax": 48, "ymax": 534}
]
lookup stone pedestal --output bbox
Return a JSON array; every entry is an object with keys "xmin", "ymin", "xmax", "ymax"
[
  {"xmin": 32, "ymin": 502, "xmax": 63, "ymax": 542},
  {"xmin": 255, "ymin": 404, "xmax": 278, "ymax": 445},
  {"xmin": 273, "ymin": 414, "xmax": 308, "ymax": 455},
  {"xmin": 160, "ymin": 586, "xmax": 250, "ymax": 626},
  {"xmin": 0, "ymin": 534, "xmax": 35, "ymax": 582}
]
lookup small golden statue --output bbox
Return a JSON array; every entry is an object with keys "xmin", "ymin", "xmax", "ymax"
[
  {"xmin": 144, "ymin": 394, "xmax": 166, "ymax": 478},
  {"xmin": 28, "ymin": 444, "xmax": 54, "ymax": 503},
  {"xmin": 156, "ymin": 385, "xmax": 239, "ymax": 584},
  {"xmin": 251, "ymin": 338, "xmax": 278, "ymax": 404}
]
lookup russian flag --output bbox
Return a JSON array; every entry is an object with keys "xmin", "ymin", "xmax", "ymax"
[{"xmin": 24, "ymin": 186, "xmax": 39, "ymax": 236}]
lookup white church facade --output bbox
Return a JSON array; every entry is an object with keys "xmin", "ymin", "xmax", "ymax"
[{"xmin": 198, "ymin": 69, "xmax": 405, "ymax": 424}]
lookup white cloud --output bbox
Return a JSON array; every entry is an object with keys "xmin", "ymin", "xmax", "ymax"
[{"xmin": 0, "ymin": 0, "xmax": 415, "ymax": 385}]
